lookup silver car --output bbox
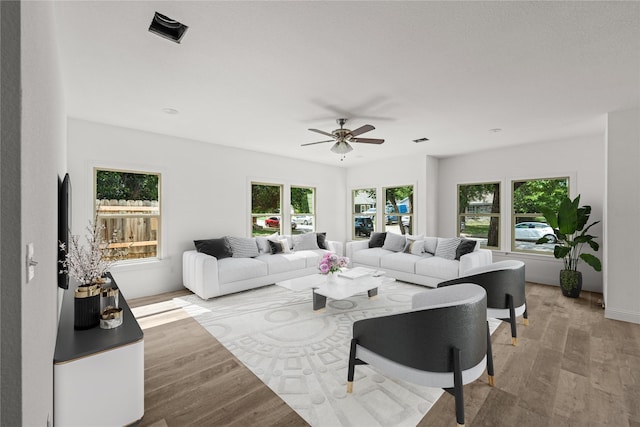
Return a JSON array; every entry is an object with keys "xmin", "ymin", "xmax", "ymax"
[{"xmin": 514, "ymin": 222, "xmax": 557, "ymax": 243}]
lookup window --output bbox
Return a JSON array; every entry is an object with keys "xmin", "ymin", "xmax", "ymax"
[
  {"xmin": 251, "ymin": 183, "xmax": 282, "ymax": 236},
  {"xmin": 352, "ymin": 188, "xmax": 376, "ymax": 240},
  {"xmin": 458, "ymin": 182, "xmax": 501, "ymax": 249},
  {"xmin": 383, "ymin": 185, "xmax": 414, "ymax": 235},
  {"xmin": 291, "ymin": 186, "xmax": 315, "ymax": 235},
  {"xmin": 95, "ymin": 168, "xmax": 160, "ymax": 261},
  {"xmin": 512, "ymin": 177, "xmax": 569, "ymax": 253}
]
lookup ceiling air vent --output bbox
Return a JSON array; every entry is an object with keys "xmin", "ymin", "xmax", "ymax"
[
  {"xmin": 412, "ymin": 137, "xmax": 429, "ymax": 143},
  {"xmin": 148, "ymin": 12, "xmax": 188, "ymax": 43}
]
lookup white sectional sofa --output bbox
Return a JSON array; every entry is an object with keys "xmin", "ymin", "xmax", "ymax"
[
  {"xmin": 346, "ymin": 232, "xmax": 492, "ymax": 288},
  {"xmin": 183, "ymin": 232, "xmax": 343, "ymax": 300}
]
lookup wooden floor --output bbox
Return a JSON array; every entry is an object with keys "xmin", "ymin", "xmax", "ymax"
[{"xmin": 129, "ymin": 283, "xmax": 640, "ymax": 426}]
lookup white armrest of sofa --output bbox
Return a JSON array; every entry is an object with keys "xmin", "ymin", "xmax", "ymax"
[
  {"xmin": 346, "ymin": 240, "xmax": 369, "ymax": 261},
  {"xmin": 326, "ymin": 240, "xmax": 344, "ymax": 256},
  {"xmin": 459, "ymin": 249, "xmax": 493, "ymax": 276}
]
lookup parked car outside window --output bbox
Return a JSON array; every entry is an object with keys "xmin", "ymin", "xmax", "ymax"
[
  {"xmin": 354, "ymin": 216, "xmax": 374, "ymax": 237},
  {"xmin": 514, "ymin": 222, "xmax": 556, "ymax": 243},
  {"xmin": 265, "ymin": 216, "xmax": 297, "ymax": 229}
]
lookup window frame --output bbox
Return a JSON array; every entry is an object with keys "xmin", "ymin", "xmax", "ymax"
[
  {"xmin": 457, "ymin": 181, "xmax": 501, "ymax": 250},
  {"xmin": 382, "ymin": 184, "xmax": 414, "ymax": 235},
  {"xmin": 94, "ymin": 167, "xmax": 161, "ymax": 263},
  {"xmin": 352, "ymin": 188, "xmax": 377, "ymax": 240},
  {"xmin": 251, "ymin": 182, "xmax": 284, "ymax": 236},
  {"xmin": 290, "ymin": 185, "xmax": 316, "ymax": 235},
  {"xmin": 511, "ymin": 176, "xmax": 570, "ymax": 254}
]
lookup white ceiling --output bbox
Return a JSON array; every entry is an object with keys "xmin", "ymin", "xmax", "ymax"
[{"xmin": 52, "ymin": 1, "xmax": 640, "ymax": 167}]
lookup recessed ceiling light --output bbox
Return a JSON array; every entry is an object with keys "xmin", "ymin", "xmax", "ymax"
[
  {"xmin": 162, "ymin": 108, "xmax": 179, "ymax": 115},
  {"xmin": 149, "ymin": 12, "xmax": 188, "ymax": 44},
  {"xmin": 489, "ymin": 128, "xmax": 502, "ymax": 133},
  {"xmin": 412, "ymin": 137, "xmax": 429, "ymax": 143}
]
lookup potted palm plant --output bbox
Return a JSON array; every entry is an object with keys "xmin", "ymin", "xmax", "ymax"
[{"xmin": 537, "ymin": 195, "xmax": 602, "ymax": 297}]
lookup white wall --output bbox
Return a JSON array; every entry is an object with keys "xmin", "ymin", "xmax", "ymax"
[
  {"xmin": 605, "ymin": 108, "xmax": 640, "ymax": 324},
  {"xmin": 21, "ymin": 2, "xmax": 67, "ymax": 425},
  {"xmin": 67, "ymin": 119, "xmax": 347, "ymax": 299},
  {"xmin": 437, "ymin": 134, "xmax": 605, "ymax": 291}
]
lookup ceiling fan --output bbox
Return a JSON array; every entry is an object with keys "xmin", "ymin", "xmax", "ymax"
[{"xmin": 301, "ymin": 118, "xmax": 385, "ymax": 155}]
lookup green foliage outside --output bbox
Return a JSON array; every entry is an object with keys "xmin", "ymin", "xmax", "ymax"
[
  {"xmin": 291, "ymin": 187, "xmax": 314, "ymax": 214},
  {"xmin": 385, "ymin": 186, "xmax": 413, "ymax": 213},
  {"xmin": 96, "ymin": 170, "xmax": 159, "ymax": 200},
  {"xmin": 458, "ymin": 183, "xmax": 500, "ymax": 246},
  {"xmin": 513, "ymin": 178, "xmax": 568, "ymax": 214},
  {"xmin": 252, "ymin": 184, "xmax": 281, "ymax": 213}
]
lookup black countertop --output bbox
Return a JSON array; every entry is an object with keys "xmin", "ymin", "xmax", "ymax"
[{"xmin": 54, "ymin": 275, "xmax": 143, "ymax": 364}]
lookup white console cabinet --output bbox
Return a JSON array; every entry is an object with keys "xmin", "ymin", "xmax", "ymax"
[{"xmin": 54, "ymin": 278, "xmax": 144, "ymax": 426}]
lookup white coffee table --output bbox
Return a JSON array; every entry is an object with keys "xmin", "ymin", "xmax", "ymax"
[{"xmin": 275, "ymin": 268, "xmax": 395, "ymax": 311}]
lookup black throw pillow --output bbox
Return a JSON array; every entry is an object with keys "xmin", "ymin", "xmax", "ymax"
[
  {"xmin": 455, "ymin": 238, "xmax": 477, "ymax": 260},
  {"xmin": 369, "ymin": 232, "xmax": 387, "ymax": 248},
  {"xmin": 268, "ymin": 239, "xmax": 285, "ymax": 254},
  {"xmin": 194, "ymin": 238, "xmax": 232, "ymax": 259},
  {"xmin": 316, "ymin": 232, "xmax": 327, "ymax": 249}
]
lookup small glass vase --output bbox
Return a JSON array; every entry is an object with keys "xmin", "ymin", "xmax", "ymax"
[{"xmin": 326, "ymin": 272, "xmax": 338, "ymax": 284}]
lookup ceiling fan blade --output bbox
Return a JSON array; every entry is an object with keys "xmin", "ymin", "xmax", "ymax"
[
  {"xmin": 352, "ymin": 138, "xmax": 385, "ymax": 144},
  {"xmin": 349, "ymin": 124, "xmax": 375, "ymax": 137},
  {"xmin": 308, "ymin": 128, "xmax": 336, "ymax": 138},
  {"xmin": 301, "ymin": 140, "xmax": 334, "ymax": 147}
]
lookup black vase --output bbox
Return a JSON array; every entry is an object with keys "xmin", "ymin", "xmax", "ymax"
[
  {"xmin": 560, "ymin": 270, "xmax": 582, "ymax": 298},
  {"xmin": 74, "ymin": 285, "xmax": 101, "ymax": 329}
]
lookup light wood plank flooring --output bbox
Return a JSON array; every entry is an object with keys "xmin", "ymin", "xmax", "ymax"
[{"xmin": 130, "ymin": 283, "xmax": 640, "ymax": 426}]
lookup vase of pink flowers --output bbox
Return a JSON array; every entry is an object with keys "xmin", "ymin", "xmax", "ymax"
[{"xmin": 319, "ymin": 253, "xmax": 349, "ymax": 283}]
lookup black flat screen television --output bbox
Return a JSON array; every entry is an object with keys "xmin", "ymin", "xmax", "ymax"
[{"xmin": 58, "ymin": 173, "xmax": 71, "ymax": 289}]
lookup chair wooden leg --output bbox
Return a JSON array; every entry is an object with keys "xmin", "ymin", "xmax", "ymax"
[
  {"xmin": 523, "ymin": 303, "xmax": 529, "ymax": 326},
  {"xmin": 347, "ymin": 339, "xmax": 357, "ymax": 393},
  {"xmin": 486, "ymin": 321, "xmax": 495, "ymax": 387},
  {"xmin": 507, "ymin": 294, "xmax": 518, "ymax": 346},
  {"xmin": 452, "ymin": 347, "xmax": 465, "ymax": 426}
]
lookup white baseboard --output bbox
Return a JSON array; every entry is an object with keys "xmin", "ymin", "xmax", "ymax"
[{"xmin": 605, "ymin": 307, "xmax": 640, "ymax": 324}]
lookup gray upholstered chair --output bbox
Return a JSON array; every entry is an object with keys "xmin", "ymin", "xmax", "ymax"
[
  {"xmin": 347, "ymin": 283, "xmax": 493, "ymax": 427},
  {"xmin": 438, "ymin": 260, "xmax": 527, "ymax": 346}
]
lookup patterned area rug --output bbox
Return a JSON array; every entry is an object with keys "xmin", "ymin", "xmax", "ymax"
[{"xmin": 174, "ymin": 281, "xmax": 500, "ymax": 427}]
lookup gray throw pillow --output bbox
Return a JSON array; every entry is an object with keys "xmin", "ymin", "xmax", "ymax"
[
  {"xmin": 226, "ymin": 236, "xmax": 259, "ymax": 258},
  {"xmin": 423, "ymin": 237, "xmax": 438, "ymax": 254},
  {"xmin": 292, "ymin": 232, "xmax": 320, "ymax": 251},
  {"xmin": 382, "ymin": 232, "xmax": 407, "ymax": 252},
  {"xmin": 434, "ymin": 237, "xmax": 462, "ymax": 260}
]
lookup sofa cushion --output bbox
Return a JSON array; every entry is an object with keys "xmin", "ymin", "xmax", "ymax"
[
  {"xmin": 226, "ymin": 236, "xmax": 259, "ymax": 258},
  {"xmin": 415, "ymin": 256, "xmax": 460, "ymax": 280},
  {"xmin": 435, "ymin": 237, "xmax": 462, "ymax": 260},
  {"xmin": 292, "ymin": 232, "xmax": 320, "ymax": 251},
  {"xmin": 217, "ymin": 257, "xmax": 268, "ymax": 284},
  {"xmin": 256, "ymin": 253, "xmax": 307, "ymax": 274},
  {"xmin": 294, "ymin": 249, "xmax": 328, "ymax": 268},
  {"xmin": 380, "ymin": 252, "xmax": 422, "ymax": 274},
  {"xmin": 368, "ymin": 232, "xmax": 387, "ymax": 248},
  {"xmin": 424, "ymin": 237, "xmax": 438, "ymax": 255},
  {"xmin": 352, "ymin": 247, "xmax": 394, "ymax": 267},
  {"xmin": 194, "ymin": 238, "xmax": 232, "ymax": 259},
  {"xmin": 455, "ymin": 238, "xmax": 477, "ymax": 260},
  {"xmin": 382, "ymin": 232, "xmax": 406, "ymax": 252}
]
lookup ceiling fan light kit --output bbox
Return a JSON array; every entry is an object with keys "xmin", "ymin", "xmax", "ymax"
[{"xmin": 302, "ymin": 118, "xmax": 385, "ymax": 158}]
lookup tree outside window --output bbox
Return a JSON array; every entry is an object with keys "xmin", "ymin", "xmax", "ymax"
[
  {"xmin": 252, "ymin": 183, "xmax": 282, "ymax": 236},
  {"xmin": 95, "ymin": 169, "xmax": 160, "ymax": 261},
  {"xmin": 384, "ymin": 185, "xmax": 414, "ymax": 235},
  {"xmin": 512, "ymin": 177, "xmax": 569, "ymax": 253},
  {"xmin": 291, "ymin": 186, "xmax": 315, "ymax": 235},
  {"xmin": 458, "ymin": 182, "xmax": 500, "ymax": 249}
]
